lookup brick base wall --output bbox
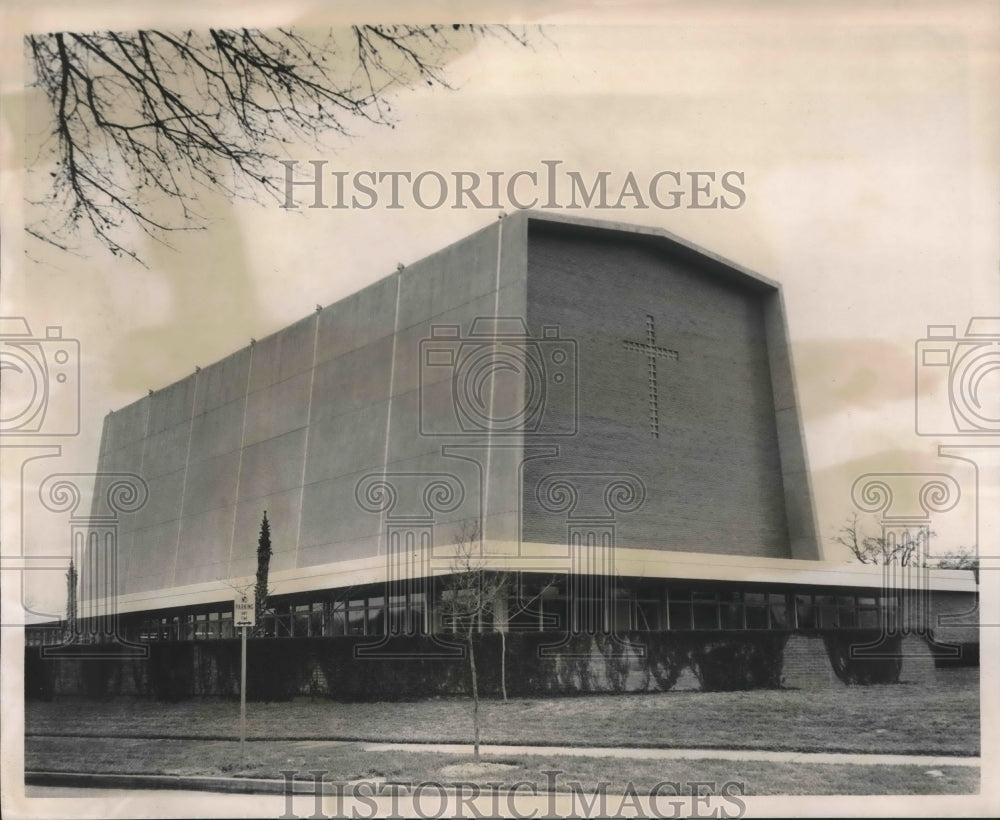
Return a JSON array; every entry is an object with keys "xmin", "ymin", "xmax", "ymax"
[
  {"xmin": 782, "ymin": 634, "xmax": 979, "ymax": 690},
  {"xmin": 26, "ymin": 632, "xmax": 979, "ymax": 700}
]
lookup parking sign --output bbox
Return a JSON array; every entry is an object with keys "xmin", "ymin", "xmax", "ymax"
[{"xmin": 234, "ymin": 595, "xmax": 255, "ymax": 628}]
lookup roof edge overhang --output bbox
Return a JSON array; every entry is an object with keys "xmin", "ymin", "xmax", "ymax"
[
  {"xmin": 63, "ymin": 542, "xmax": 976, "ymax": 619},
  {"xmin": 521, "ymin": 210, "xmax": 781, "ymax": 294}
]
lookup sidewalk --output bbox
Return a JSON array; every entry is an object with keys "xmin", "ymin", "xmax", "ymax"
[
  {"xmin": 25, "ymin": 738, "xmax": 981, "ymax": 798},
  {"xmin": 359, "ymin": 741, "xmax": 980, "ymax": 768}
]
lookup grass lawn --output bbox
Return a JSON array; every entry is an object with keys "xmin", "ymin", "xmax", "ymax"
[
  {"xmin": 26, "ymin": 671, "xmax": 979, "ymax": 756},
  {"xmin": 24, "ymin": 737, "xmax": 978, "ymax": 796}
]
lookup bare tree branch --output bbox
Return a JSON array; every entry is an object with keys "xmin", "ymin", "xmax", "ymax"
[
  {"xmin": 26, "ymin": 24, "xmax": 531, "ymax": 263},
  {"xmin": 834, "ymin": 513, "xmax": 933, "ymax": 567}
]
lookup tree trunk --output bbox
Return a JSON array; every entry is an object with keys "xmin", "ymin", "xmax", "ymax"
[
  {"xmin": 469, "ymin": 630, "xmax": 480, "ymax": 763},
  {"xmin": 500, "ymin": 629, "xmax": 508, "ymax": 703}
]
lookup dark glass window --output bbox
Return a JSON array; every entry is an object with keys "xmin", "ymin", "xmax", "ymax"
[
  {"xmin": 330, "ymin": 602, "xmax": 346, "ymax": 636},
  {"xmin": 668, "ymin": 600, "xmax": 693, "ymax": 630},
  {"xmin": 769, "ymin": 594, "xmax": 788, "ymax": 629},
  {"xmin": 719, "ymin": 591, "xmax": 744, "ymax": 629},
  {"xmin": 745, "ymin": 592, "xmax": 769, "ymax": 629},
  {"xmin": 367, "ymin": 596, "xmax": 385, "ymax": 636},
  {"xmin": 837, "ymin": 596, "xmax": 857, "ymax": 628},
  {"xmin": 693, "ymin": 591, "xmax": 719, "ymax": 629},
  {"xmin": 815, "ymin": 595, "xmax": 837, "ymax": 629},
  {"xmin": 346, "ymin": 600, "xmax": 365, "ymax": 636}
]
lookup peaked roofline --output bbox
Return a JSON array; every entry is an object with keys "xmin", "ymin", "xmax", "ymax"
[{"xmin": 520, "ymin": 210, "xmax": 781, "ymax": 293}]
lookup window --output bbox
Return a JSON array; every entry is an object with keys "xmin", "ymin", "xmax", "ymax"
[
  {"xmin": 346, "ymin": 600, "xmax": 366, "ymax": 636},
  {"xmin": 745, "ymin": 592, "xmax": 769, "ymax": 629},
  {"xmin": 667, "ymin": 589, "xmax": 692, "ymax": 630},
  {"xmin": 636, "ymin": 599, "xmax": 662, "ymax": 630},
  {"xmin": 292, "ymin": 604, "xmax": 311, "ymax": 637},
  {"xmin": 769, "ymin": 594, "xmax": 788, "ymax": 628},
  {"xmin": 858, "ymin": 596, "xmax": 879, "ymax": 628},
  {"xmin": 308, "ymin": 603, "xmax": 324, "ymax": 637},
  {"xmin": 795, "ymin": 594, "xmax": 814, "ymax": 629},
  {"xmin": 613, "ymin": 597, "xmax": 634, "ymax": 632},
  {"xmin": 837, "ymin": 596, "xmax": 857, "ymax": 628},
  {"xmin": 815, "ymin": 595, "xmax": 838, "ymax": 629},
  {"xmin": 330, "ymin": 602, "xmax": 346, "ymax": 636},
  {"xmin": 693, "ymin": 591, "xmax": 719, "ymax": 629},
  {"xmin": 719, "ymin": 591, "xmax": 744, "ymax": 629},
  {"xmin": 367, "ymin": 597, "xmax": 385, "ymax": 636},
  {"xmin": 508, "ymin": 593, "xmax": 544, "ymax": 631}
]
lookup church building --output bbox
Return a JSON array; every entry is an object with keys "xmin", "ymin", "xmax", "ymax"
[{"xmin": 29, "ymin": 212, "xmax": 978, "ymax": 693}]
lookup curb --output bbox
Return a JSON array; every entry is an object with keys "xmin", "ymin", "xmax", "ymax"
[
  {"xmin": 26, "ymin": 771, "xmax": 300, "ymax": 794},
  {"xmin": 24, "ymin": 770, "xmax": 379, "ymax": 795},
  {"xmin": 24, "ymin": 733, "xmax": 979, "ymax": 759}
]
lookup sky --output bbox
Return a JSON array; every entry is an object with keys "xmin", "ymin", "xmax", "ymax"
[
  {"xmin": 2, "ymin": 0, "xmax": 998, "ymax": 620},
  {"xmin": 2, "ymin": 3, "xmax": 999, "ymax": 818}
]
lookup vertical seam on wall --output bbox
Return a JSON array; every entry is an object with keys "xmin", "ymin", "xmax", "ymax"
[
  {"xmin": 137, "ymin": 394, "xmax": 151, "ymax": 483},
  {"xmin": 91, "ymin": 415, "xmax": 114, "ymax": 587},
  {"xmin": 377, "ymin": 273, "xmax": 403, "ymax": 556},
  {"xmin": 169, "ymin": 373, "xmax": 200, "ymax": 587},
  {"xmin": 226, "ymin": 344, "xmax": 255, "ymax": 580},
  {"xmin": 482, "ymin": 217, "xmax": 504, "ymax": 544},
  {"xmin": 294, "ymin": 314, "xmax": 321, "ymax": 567},
  {"xmin": 127, "ymin": 392, "xmax": 152, "ymax": 594}
]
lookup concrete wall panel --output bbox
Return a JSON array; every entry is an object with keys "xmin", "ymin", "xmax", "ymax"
[
  {"xmin": 246, "ymin": 332, "xmax": 281, "ymax": 394},
  {"xmin": 194, "ymin": 348, "xmax": 251, "ymax": 414},
  {"xmin": 276, "ymin": 315, "xmax": 318, "ymax": 381},
  {"xmin": 237, "ymin": 429, "xmax": 306, "ymax": 501},
  {"xmin": 147, "ymin": 376, "xmax": 196, "ymax": 434},
  {"xmin": 315, "ymin": 275, "xmax": 399, "ymax": 365},
  {"xmin": 141, "ymin": 422, "xmax": 192, "ymax": 478},
  {"xmin": 297, "ymin": 535, "xmax": 380, "ymax": 568},
  {"xmin": 229, "ymin": 486, "xmax": 302, "ymax": 578},
  {"xmin": 309, "ymin": 336, "xmax": 394, "ymax": 424},
  {"xmin": 181, "ymin": 450, "xmax": 241, "ymax": 516},
  {"xmin": 126, "ymin": 519, "xmax": 180, "ymax": 590},
  {"xmin": 189, "ymin": 399, "xmax": 246, "ymax": 461},
  {"xmin": 134, "ymin": 470, "xmax": 185, "ymax": 530},
  {"xmin": 303, "ymin": 403, "xmax": 389, "ymax": 485},
  {"xmin": 298, "ymin": 472, "xmax": 381, "ymax": 555},
  {"xmin": 243, "ymin": 371, "xmax": 312, "ymax": 447},
  {"xmin": 174, "ymin": 506, "xmax": 234, "ymax": 586},
  {"xmin": 107, "ymin": 397, "xmax": 149, "ymax": 447},
  {"xmin": 397, "ymin": 221, "xmax": 501, "ymax": 331}
]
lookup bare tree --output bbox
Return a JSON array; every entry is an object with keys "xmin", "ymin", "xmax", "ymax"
[
  {"xmin": 26, "ymin": 25, "xmax": 530, "ymax": 262},
  {"xmin": 834, "ymin": 513, "xmax": 932, "ymax": 567},
  {"xmin": 439, "ymin": 518, "xmax": 508, "ymax": 763},
  {"xmin": 934, "ymin": 547, "xmax": 980, "ymax": 582}
]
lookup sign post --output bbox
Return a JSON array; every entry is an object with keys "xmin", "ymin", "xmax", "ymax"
[{"xmin": 234, "ymin": 593, "xmax": 255, "ymax": 759}]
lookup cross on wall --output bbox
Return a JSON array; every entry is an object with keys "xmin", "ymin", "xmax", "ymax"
[{"xmin": 622, "ymin": 314, "xmax": 679, "ymax": 438}]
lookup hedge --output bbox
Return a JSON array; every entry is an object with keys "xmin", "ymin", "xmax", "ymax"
[{"xmin": 26, "ymin": 630, "xmax": 794, "ymax": 701}]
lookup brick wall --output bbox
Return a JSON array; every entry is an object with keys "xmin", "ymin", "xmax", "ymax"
[
  {"xmin": 29, "ymin": 630, "xmax": 978, "ymax": 701},
  {"xmin": 523, "ymin": 228, "xmax": 791, "ymax": 557}
]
